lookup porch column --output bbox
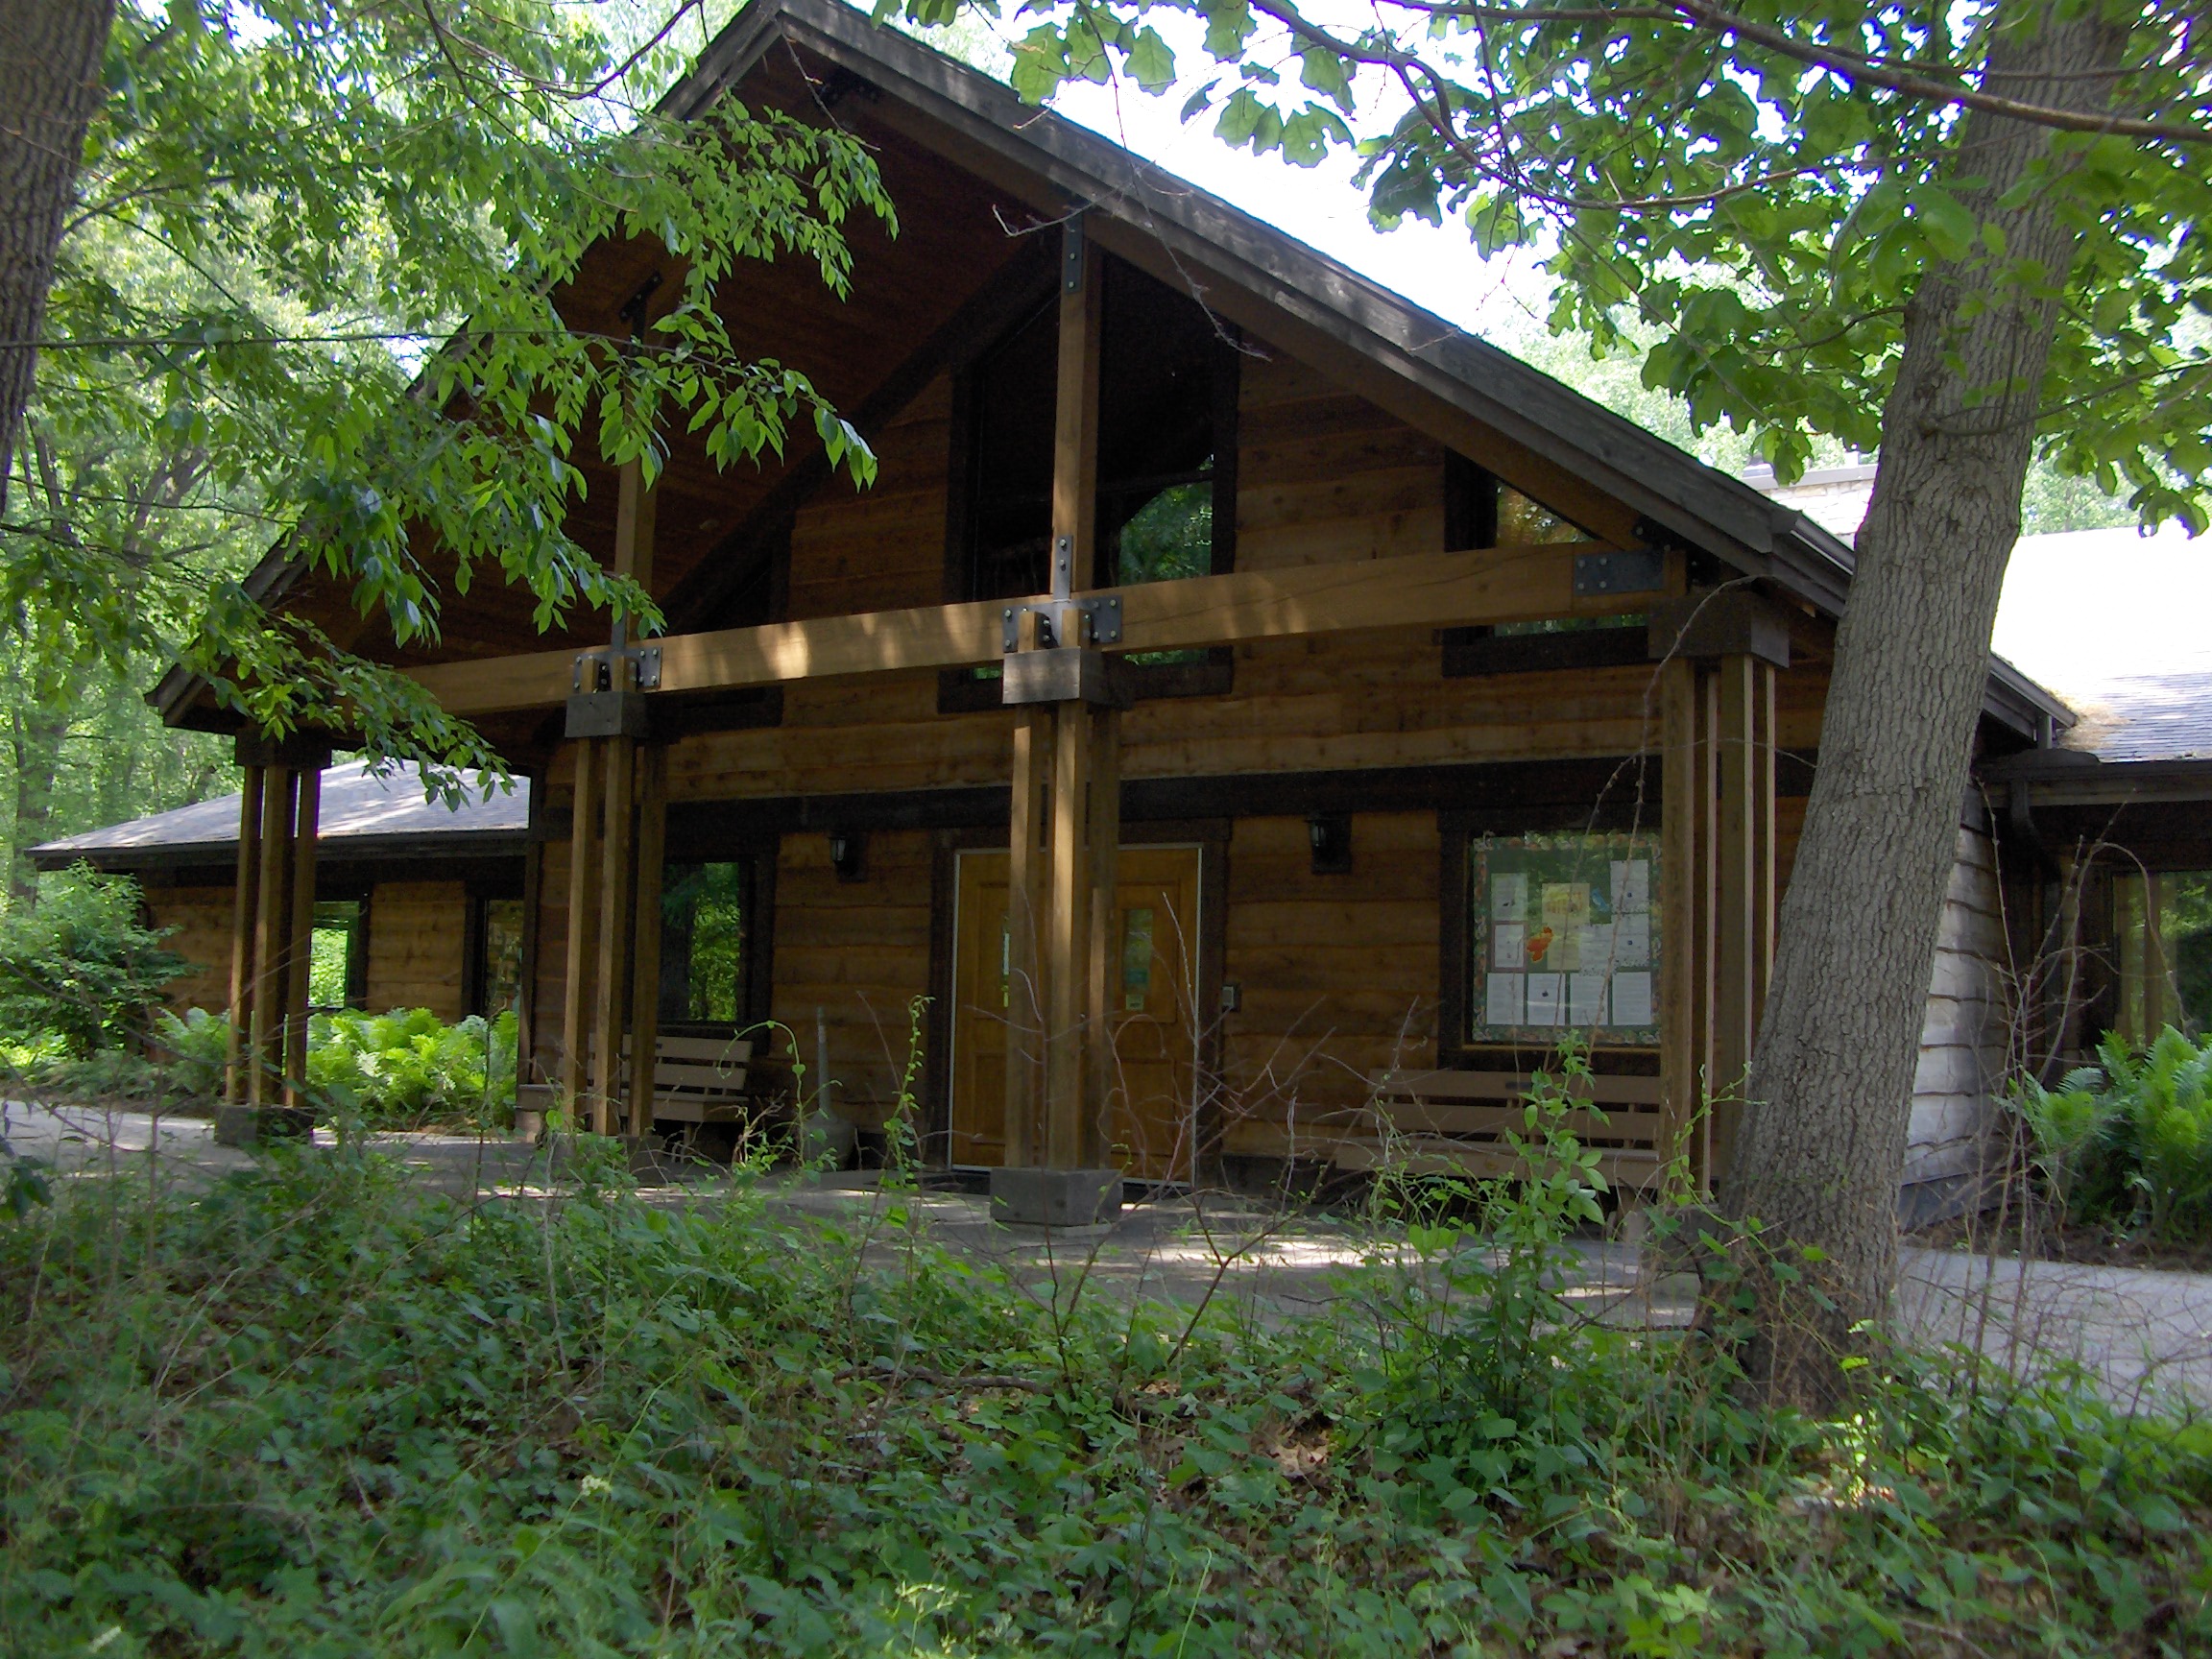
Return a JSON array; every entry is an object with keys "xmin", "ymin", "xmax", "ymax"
[
  {"xmin": 218, "ymin": 732, "xmax": 330, "ymax": 1143},
  {"xmin": 556, "ymin": 449, "xmax": 661, "ymax": 1142},
  {"xmin": 224, "ymin": 761, "xmax": 265, "ymax": 1104},
  {"xmin": 1649, "ymin": 593, "xmax": 1787, "ymax": 1191},
  {"xmin": 990, "ymin": 211, "xmax": 1123, "ymax": 1225},
  {"xmin": 282, "ymin": 763, "xmax": 321, "ymax": 1109}
]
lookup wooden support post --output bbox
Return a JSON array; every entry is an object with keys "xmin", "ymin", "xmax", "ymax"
[
  {"xmin": 1084, "ymin": 703, "xmax": 1121, "ymax": 1170},
  {"xmin": 281, "ymin": 765, "xmax": 320, "ymax": 1109},
  {"xmin": 1045, "ymin": 691, "xmax": 1095, "ymax": 1168},
  {"xmin": 248, "ymin": 766, "xmax": 294, "ymax": 1108},
  {"xmin": 627, "ymin": 744, "xmax": 668, "ymax": 1138},
  {"xmin": 613, "ymin": 456, "xmax": 658, "ymax": 585},
  {"xmin": 516, "ymin": 774, "xmax": 544, "ymax": 1083},
  {"xmin": 225, "ymin": 765, "xmax": 265, "ymax": 1104},
  {"xmin": 1754, "ymin": 660, "xmax": 1778, "ymax": 1002},
  {"xmin": 1657, "ymin": 659, "xmax": 1700, "ymax": 1181},
  {"xmin": 590, "ymin": 735, "xmax": 637, "ymax": 1135},
  {"xmin": 1710, "ymin": 654, "xmax": 1777, "ymax": 1184},
  {"xmin": 1695, "ymin": 667, "xmax": 1719, "ymax": 1177},
  {"xmin": 1052, "ymin": 214, "xmax": 1102, "ymax": 589},
  {"xmin": 1003, "ymin": 619, "xmax": 1051, "ymax": 1167},
  {"xmin": 560, "ymin": 740, "xmax": 601, "ymax": 1116}
]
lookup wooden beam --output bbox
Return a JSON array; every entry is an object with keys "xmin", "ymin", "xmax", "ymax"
[
  {"xmin": 282, "ymin": 765, "xmax": 321, "ymax": 1109},
  {"xmin": 1003, "ymin": 683, "xmax": 1049, "ymax": 1167},
  {"xmin": 613, "ymin": 458, "xmax": 657, "ymax": 586},
  {"xmin": 225, "ymin": 764, "xmax": 264, "ymax": 1105},
  {"xmin": 1053, "ymin": 215, "xmax": 1102, "ymax": 591},
  {"xmin": 409, "ymin": 541, "xmax": 1621, "ymax": 715},
  {"xmin": 590, "ymin": 736, "xmax": 637, "ymax": 1135},
  {"xmin": 248, "ymin": 766, "xmax": 293, "ymax": 1109},
  {"xmin": 1656, "ymin": 659, "xmax": 1699, "ymax": 1183},
  {"xmin": 1711, "ymin": 654, "xmax": 1761, "ymax": 1182},
  {"xmin": 1044, "ymin": 693, "xmax": 1094, "ymax": 1168},
  {"xmin": 627, "ymin": 744, "xmax": 668, "ymax": 1139},
  {"xmin": 1084, "ymin": 703, "xmax": 1121, "ymax": 1171},
  {"xmin": 559, "ymin": 740, "xmax": 601, "ymax": 1114}
]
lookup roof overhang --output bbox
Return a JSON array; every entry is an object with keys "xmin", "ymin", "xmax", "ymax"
[{"xmin": 153, "ymin": 0, "xmax": 2066, "ymax": 742}]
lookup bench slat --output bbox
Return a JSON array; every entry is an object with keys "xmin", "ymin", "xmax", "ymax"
[
  {"xmin": 1372, "ymin": 1069, "xmax": 1664, "ymax": 1107},
  {"xmin": 1355, "ymin": 1102, "xmax": 1663, "ymax": 1142}
]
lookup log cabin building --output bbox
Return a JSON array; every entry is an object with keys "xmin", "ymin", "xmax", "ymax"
[{"xmin": 43, "ymin": 0, "xmax": 2206, "ymax": 1220}]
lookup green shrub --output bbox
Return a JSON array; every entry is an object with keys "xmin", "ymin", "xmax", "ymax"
[
  {"xmin": 2, "ymin": 1146, "xmax": 2207, "ymax": 1657},
  {"xmin": 2009, "ymin": 1025, "xmax": 2212, "ymax": 1240},
  {"xmin": 151, "ymin": 1006, "xmax": 232, "ymax": 1101},
  {"xmin": 305, "ymin": 1006, "xmax": 517, "ymax": 1128},
  {"xmin": 0, "ymin": 868, "xmax": 188, "ymax": 1058}
]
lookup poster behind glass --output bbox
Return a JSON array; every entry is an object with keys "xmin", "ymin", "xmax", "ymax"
[{"xmin": 1472, "ymin": 832, "xmax": 1660, "ymax": 1046}]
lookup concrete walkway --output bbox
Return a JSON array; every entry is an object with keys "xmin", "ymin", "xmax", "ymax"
[{"xmin": 9, "ymin": 1100, "xmax": 2210, "ymax": 1410}]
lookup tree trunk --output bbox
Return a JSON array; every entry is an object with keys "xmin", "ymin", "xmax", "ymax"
[
  {"xmin": 1719, "ymin": 1, "xmax": 2128, "ymax": 1404},
  {"xmin": 0, "ymin": 0, "xmax": 116, "ymax": 512},
  {"xmin": 9, "ymin": 696, "xmax": 65, "ymax": 904}
]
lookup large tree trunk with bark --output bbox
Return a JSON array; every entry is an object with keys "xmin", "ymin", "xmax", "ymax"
[
  {"xmin": 0, "ymin": 0, "xmax": 116, "ymax": 512},
  {"xmin": 1719, "ymin": 1, "xmax": 2128, "ymax": 1404}
]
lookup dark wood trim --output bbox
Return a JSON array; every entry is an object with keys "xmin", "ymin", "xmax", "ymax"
[
  {"xmin": 1436, "ymin": 817, "xmax": 1471, "ymax": 1070},
  {"xmin": 937, "ymin": 652, "xmax": 1233, "ymax": 713},
  {"xmin": 650, "ymin": 685, "xmax": 784, "ymax": 738},
  {"xmin": 1209, "ymin": 328, "xmax": 1241, "ymax": 577},
  {"xmin": 32, "ymin": 833, "xmax": 533, "ymax": 878},
  {"xmin": 1442, "ymin": 622, "xmax": 1650, "ymax": 678},
  {"xmin": 746, "ymin": 842, "xmax": 780, "ymax": 1032},
  {"xmin": 1443, "ymin": 451, "xmax": 1498, "ymax": 551},
  {"xmin": 652, "ymin": 754, "xmax": 1826, "ymax": 843}
]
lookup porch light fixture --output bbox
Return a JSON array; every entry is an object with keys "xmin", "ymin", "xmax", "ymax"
[
  {"xmin": 1308, "ymin": 814, "xmax": 1351, "ymax": 876},
  {"xmin": 829, "ymin": 830, "xmax": 867, "ymax": 883}
]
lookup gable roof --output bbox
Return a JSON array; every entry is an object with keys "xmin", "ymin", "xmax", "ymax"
[
  {"xmin": 156, "ymin": 0, "xmax": 2069, "ymax": 738},
  {"xmin": 29, "ymin": 761, "xmax": 529, "ymax": 875}
]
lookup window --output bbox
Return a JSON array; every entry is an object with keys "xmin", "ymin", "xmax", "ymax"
[
  {"xmin": 1467, "ymin": 831, "xmax": 1661, "ymax": 1046},
  {"xmin": 478, "ymin": 898, "xmax": 525, "ymax": 1015},
  {"xmin": 2111, "ymin": 871, "xmax": 2212, "ymax": 1041},
  {"xmin": 1443, "ymin": 451, "xmax": 1594, "ymax": 551},
  {"xmin": 945, "ymin": 256, "xmax": 1238, "ymax": 705},
  {"xmin": 659, "ymin": 859, "xmax": 754, "ymax": 1030},
  {"xmin": 1442, "ymin": 455, "xmax": 1625, "ymax": 675},
  {"xmin": 308, "ymin": 900, "xmax": 365, "ymax": 1011}
]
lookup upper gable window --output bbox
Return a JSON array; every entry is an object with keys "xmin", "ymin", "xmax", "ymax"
[
  {"xmin": 1443, "ymin": 451, "xmax": 1595, "ymax": 549},
  {"xmin": 956, "ymin": 255, "xmax": 1237, "ymax": 602}
]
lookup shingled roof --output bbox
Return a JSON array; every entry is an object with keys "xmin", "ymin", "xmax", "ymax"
[{"xmin": 29, "ymin": 761, "xmax": 528, "ymax": 875}]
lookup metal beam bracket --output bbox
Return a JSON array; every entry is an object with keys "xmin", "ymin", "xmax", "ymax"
[
  {"xmin": 572, "ymin": 643, "xmax": 661, "ymax": 694},
  {"xmin": 1000, "ymin": 594, "xmax": 1121, "ymax": 653},
  {"xmin": 1001, "ymin": 532, "xmax": 1122, "ymax": 651},
  {"xmin": 1573, "ymin": 548, "xmax": 1667, "ymax": 598}
]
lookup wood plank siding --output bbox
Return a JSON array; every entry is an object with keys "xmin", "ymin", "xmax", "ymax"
[
  {"xmin": 363, "ymin": 881, "xmax": 469, "ymax": 1021},
  {"xmin": 521, "ymin": 335, "xmax": 1839, "ymax": 1171},
  {"xmin": 1902, "ymin": 805, "xmax": 2012, "ymax": 1219}
]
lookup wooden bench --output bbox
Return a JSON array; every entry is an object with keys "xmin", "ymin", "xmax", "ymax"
[
  {"xmin": 620, "ymin": 1034, "xmax": 754, "ymax": 1124},
  {"xmin": 1230, "ymin": 1069, "xmax": 1671, "ymax": 1193}
]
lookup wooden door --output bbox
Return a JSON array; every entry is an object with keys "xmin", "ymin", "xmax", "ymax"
[{"xmin": 949, "ymin": 845, "xmax": 1202, "ymax": 1179}]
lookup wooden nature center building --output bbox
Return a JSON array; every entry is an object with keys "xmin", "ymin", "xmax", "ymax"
[{"xmin": 122, "ymin": 0, "xmax": 2078, "ymax": 1221}]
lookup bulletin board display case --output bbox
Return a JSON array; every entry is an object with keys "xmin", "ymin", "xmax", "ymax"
[{"xmin": 1469, "ymin": 831, "xmax": 1662, "ymax": 1046}]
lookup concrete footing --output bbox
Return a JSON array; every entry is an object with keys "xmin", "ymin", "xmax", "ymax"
[
  {"xmin": 989, "ymin": 1166, "xmax": 1122, "ymax": 1227},
  {"xmin": 213, "ymin": 1105, "xmax": 316, "ymax": 1148}
]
